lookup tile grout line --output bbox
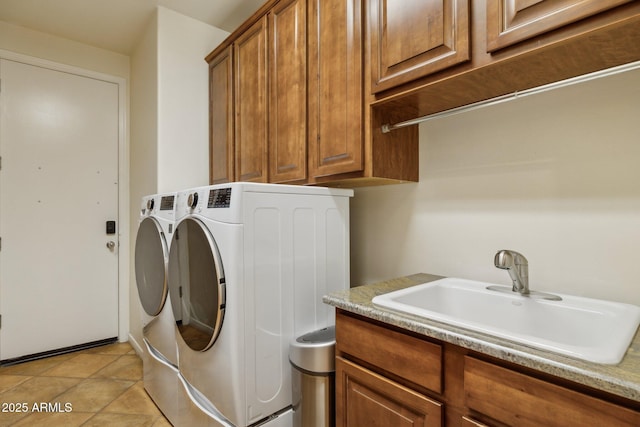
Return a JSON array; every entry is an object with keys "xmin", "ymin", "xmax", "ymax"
[{"xmin": 0, "ymin": 343, "xmax": 169, "ymax": 426}]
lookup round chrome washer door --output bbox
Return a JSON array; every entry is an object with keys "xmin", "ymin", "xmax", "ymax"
[
  {"xmin": 168, "ymin": 217, "xmax": 226, "ymax": 352},
  {"xmin": 134, "ymin": 217, "xmax": 168, "ymax": 317}
]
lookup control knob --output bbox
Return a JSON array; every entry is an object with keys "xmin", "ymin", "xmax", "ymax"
[{"xmin": 187, "ymin": 192, "xmax": 199, "ymax": 209}]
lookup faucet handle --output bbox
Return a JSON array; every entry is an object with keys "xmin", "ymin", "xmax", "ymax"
[
  {"xmin": 494, "ymin": 250, "xmax": 529, "ymax": 293},
  {"xmin": 495, "ymin": 249, "xmax": 527, "ymax": 269}
]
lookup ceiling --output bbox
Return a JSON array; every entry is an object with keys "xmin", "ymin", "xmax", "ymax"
[{"xmin": 0, "ymin": 0, "xmax": 265, "ymax": 55}]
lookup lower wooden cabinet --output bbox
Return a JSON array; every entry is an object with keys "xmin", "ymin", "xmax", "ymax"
[
  {"xmin": 464, "ymin": 356, "xmax": 640, "ymax": 427},
  {"xmin": 335, "ymin": 310, "xmax": 640, "ymax": 427},
  {"xmin": 336, "ymin": 357, "xmax": 443, "ymax": 427},
  {"xmin": 461, "ymin": 417, "xmax": 489, "ymax": 427}
]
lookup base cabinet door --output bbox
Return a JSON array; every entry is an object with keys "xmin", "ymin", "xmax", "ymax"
[
  {"xmin": 461, "ymin": 417, "xmax": 490, "ymax": 427},
  {"xmin": 336, "ymin": 357, "xmax": 443, "ymax": 427},
  {"xmin": 464, "ymin": 356, "xmax": 640, "ymax": 427}
]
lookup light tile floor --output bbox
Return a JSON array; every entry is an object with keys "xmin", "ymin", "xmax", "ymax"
[{"xmin": 0, "ymin": 342, "xmax": 171, "ymax": 427}]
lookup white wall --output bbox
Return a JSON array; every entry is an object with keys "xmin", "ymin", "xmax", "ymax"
[
  {"xmin": 128, "ymin": 7, "xmax": 228, "ymax": 348},
  {"xmin": 129, "ymin": 11, "xmax": 159, "ymax": 351},
  {"xmin": 0, "ymin": 20, "xmax": 129, "ymax": 79},
  {"xmin": 351, "ymin": 67, "xmax": 640, "ymax": 306},
  {"xmin": 157, "ymin": 7, "xmax": 229, "ymax": 192}
]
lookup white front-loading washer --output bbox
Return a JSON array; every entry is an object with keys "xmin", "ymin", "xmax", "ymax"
[
  {"xmin": 134, "ymin": 192, "xmax": 180, "ymax": 424},
  {"xmin": 168, "ymin": 183, "xmax": 352, "ymax": 426}
]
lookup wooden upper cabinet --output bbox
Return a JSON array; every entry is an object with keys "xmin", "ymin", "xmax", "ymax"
[
  {"xmin": 308, "ymin": 0, "xmax": 364, "ymax": 180},
  {"xmin": 209, "ymin": 46, "xmax": 234, "ymax": 185},
  {"xmin": 234, "ymin": 17, "xmax": 268, "ymax": 182},
  {"xmin": 268, "ymin": 0, "xmax": 307, "ymax": 183},
  {"xmin": 486, "ymin": 0, "xmax": 632, "ymax": 52},
  {"xmin": 370, "ymin": 0, "xmax": 470, "ymax": 93}
]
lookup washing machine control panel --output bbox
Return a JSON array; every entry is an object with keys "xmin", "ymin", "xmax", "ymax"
[
  {"xmin": 208, "ymin": 188, "xmax": 232, "ymax": 208},
  {"xmin": 159, "ymin": 195, "xmax": 175, "ymax": 210}
]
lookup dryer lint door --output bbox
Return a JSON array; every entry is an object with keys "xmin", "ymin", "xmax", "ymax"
[{"xmin": 169, "ymin": 218, "xmax": 226, "ymax": 351}]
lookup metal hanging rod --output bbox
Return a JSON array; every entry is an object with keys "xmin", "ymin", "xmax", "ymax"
[{"xmin": 381, "ymin": 60, "xmax": 640, "ymax": 134}]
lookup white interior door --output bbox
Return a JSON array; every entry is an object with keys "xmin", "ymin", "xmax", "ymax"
[{"xmin": 0, "ymin": 58, "xmax": 119, "ymax": 361}]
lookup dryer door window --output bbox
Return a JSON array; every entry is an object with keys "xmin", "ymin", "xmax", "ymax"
[
  {"xmin": 134, "ymin": 217, "xmax": 168, "ymax": 316},
  {"xmin": 169, "ymin": 217, "xmax": 226, "ymax": 351}
]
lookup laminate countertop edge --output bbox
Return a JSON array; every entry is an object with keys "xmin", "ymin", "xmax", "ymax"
[{"xmin": 323, "ymin": 273, "xmax": 640, "ymax": 403}]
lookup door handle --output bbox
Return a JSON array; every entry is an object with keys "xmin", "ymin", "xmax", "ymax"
[{"xmin": 106, "ymin": 241, "xmax": 116, "ymax": 250}]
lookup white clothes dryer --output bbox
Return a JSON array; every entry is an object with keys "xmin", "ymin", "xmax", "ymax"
[
  {"xmin": 168, "ymin": 183, "xmax": 352, "ymax": 427},
  {"xmin": 134, "ymin": 192, "xmax": 180, "ymax": 424}
]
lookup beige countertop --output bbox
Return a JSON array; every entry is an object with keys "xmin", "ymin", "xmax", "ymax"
[{"xmin": 324, "ymin": 273, "xmax": 640, "ymax": 403}]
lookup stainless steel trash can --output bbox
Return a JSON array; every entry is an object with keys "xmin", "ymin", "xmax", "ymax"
[{"xmin": 290, "ymin": 326, "xmax": 336, "ymax": 427}]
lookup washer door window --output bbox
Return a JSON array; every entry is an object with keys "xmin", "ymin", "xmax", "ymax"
[
  {"xmin": 134, "ymin": 217, "xmax": 168, "ymax": 316},
  {"xmin": 169, "ymin": 218, "xmax": 226, "ymax": 351}
]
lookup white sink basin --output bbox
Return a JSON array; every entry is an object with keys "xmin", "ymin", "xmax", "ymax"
[{"xmin": 372, "ymin": 278, "xmax": 640, "ymax": 364}]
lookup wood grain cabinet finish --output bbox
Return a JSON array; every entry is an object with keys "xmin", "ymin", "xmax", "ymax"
[
  {"xmin": 268, "ymin": 0, "xmax": 307, "ymax": 183},
  {"xmin": 207, "ymin": 0, "xmax": 419, "ymax": 187},
  {"xmin": 370, "ymin": 0, "xmax": 470, "ymax": 93},
  {"xmin": 308, "ymin": 0, "xmax": 364, "ymax": 180},
  {"xmin": 336, "ymin": 357, "xmax": 443, "ymax": 427},
  {"xmin": 486, "ymin": 0, "xmax": 632, "ymax": 52},
  {"xmin": 209, "ymin": 46, "xmax": 234, "ymax": 185},
  {"xmin": 336, "ymin": 311, "xmax": 640, "ymax": 427},
  {"xmin": 464, "ymin": 356, "xmax": 640, "ymax": 427},
  {"xmin": 461, "ymin": 416, "xmax": 489, "ymax": 427},
  {"xmin": 336, "ymin": 309, "xmax": 443, "ymax": 393},
  {"xmin": 234, "ymin": 17, "xmax": 268, "ymax": 182}
]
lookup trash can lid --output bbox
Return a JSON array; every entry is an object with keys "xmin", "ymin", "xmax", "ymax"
[{"xmin": 289, "ymin": 326, "xmax": 335, "ymax": 373}]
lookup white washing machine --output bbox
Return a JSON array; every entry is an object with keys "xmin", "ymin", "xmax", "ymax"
[
  {"xmin": 134, "ymin": 192, "xmax": 180, "ymax": 424},
  {"xmin": 167, "ymin": 183, "xmax": 352, "ymax": 427}
]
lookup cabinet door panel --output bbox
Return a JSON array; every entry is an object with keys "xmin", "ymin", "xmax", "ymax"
[
  {"xmin": 337, "ymin": 357, "xmax": 443, "ymax": 427},
  {"xmin": 486, "ymin": 0, "xmax": 631, "ymax": 51},
  {"xmin": 461, "ymin": 416, "xmax": 490, "ymax": 427},
  {"xmin": 209, "ymin": 47, "xmax": 234, "ymax": 184},
  {"xmin": 370, "ymin": 0, "xmax": 470, "ymax": 93},
  {"xmin": 337, "ymin": 311, "xmax": 443, "ymax": 394},
  {"xmin": 269, "ymin": 0, "xmax": 307, "ymax": 183},
  {"xmin": 464, "ymin": 356, "xmax": 640, "ymax": 427},
  {"xmin": 234, "ymin": 17, "xmax": 268, "ymax": 182},
  {"xmin": 308, "ymin": 0, "xmax": 363, "ymax": 179}
]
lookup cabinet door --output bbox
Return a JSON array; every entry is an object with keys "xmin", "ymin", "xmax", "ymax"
[
  {"xmin": 268, "ymin": 0, "xmax": 307, "ymax": 183},
  {"xmin": 234, "ymin": 17, "xmax": 268, "ymax": 182},
  {"xmin": 370, "ymin": 0, "xmax": 470, "ymax": 93},
  {"xmin": 209, "ymin": 46, "xmax": 234, "ymax": 185},
  {"xmin": 336, "ymin": 357, "xmax": 443, "ymax": 427},
  {"xmin": 461, "ymin": 416, "xmax": 490, "ymax": 427},
  {"xmin": 486, "ymin": 0, "xmax": 631, "ymax": 52},
  {"xmin": 308, "ymin": 0, "xmax": 364, "ymax": 180},
  {"xmin": 464, "ymin": 356, "xmax": 640, "ymax": 427}
]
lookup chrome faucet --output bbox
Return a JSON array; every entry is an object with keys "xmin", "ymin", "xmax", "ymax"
[
  {"xmin": 489, "ymin": 250, "xmax": 562, "ymax": 301},
  {"xmin": 494, "ymin": 250, "xmax": 529, "ymax": 295}
]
